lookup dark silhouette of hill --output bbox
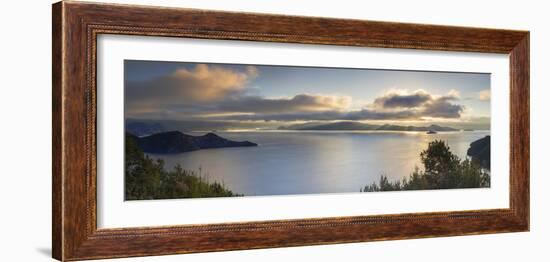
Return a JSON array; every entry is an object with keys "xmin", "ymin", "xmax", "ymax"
[
  {"xmin": 127, "ymin": 131, "xmax": 257, "ymax": 154},
  {"xmin": 467, "ymin": 135, "xmax": 490, "ymax": 170}
]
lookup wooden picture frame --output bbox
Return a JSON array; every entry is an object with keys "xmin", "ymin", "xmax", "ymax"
[{"xmin": 52, "ymin": 1, "xmax": 529, "ymax": 261}]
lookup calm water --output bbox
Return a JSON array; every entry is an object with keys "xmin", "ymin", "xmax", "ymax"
[{"xmin": 149, "ymin": 130, "xmax": 490, "ymax": 196}]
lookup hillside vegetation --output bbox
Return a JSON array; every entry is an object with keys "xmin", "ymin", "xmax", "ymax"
[
  {"xmin": 125, "ymin": 134, "xmax": 241, "ymax": 200},
  {"xmin": 361, "ymin": 140, "xmax": 490, "ymax": 192}
]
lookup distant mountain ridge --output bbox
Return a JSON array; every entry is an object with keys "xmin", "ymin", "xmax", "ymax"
[
  {"xmin": 127, "ymin": 131, "xmax": 257, "ymax": 154},
  {"xmin": 278, "ymin": 121, "xmax": 459, "ymax": 132}
]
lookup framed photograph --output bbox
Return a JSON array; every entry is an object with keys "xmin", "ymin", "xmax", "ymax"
[{"xmin": 52, "ymin": 1, "xmax": 529, "ymax": 261}]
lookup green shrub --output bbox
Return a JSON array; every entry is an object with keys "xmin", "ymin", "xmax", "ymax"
[
  {"xmin": 125, "ymin": 135, "xmax": 241, "ymax": 200},
  {"xmin": 361, "ymin": 140, "xmax": 490, "ymax": 192}
]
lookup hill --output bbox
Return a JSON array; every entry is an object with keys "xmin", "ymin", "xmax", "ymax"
[
  {"xmin": 467, "ymin": 135, "xmax": 490, "ymax": 170},
  {"xmin": 279, "ymin": 121, "xmax": 458, "ymax": 132},
  {"xmin": 127, "ymin": 131, "xmax": 257, "ymax": 154}
]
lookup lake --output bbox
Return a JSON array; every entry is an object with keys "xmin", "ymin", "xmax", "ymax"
[{"xmin": 149, "ymin": 130, "xmax": 490, "ymax": 196}]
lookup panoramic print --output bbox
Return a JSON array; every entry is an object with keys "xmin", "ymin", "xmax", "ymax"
[{"xmin": 124, "ymin": 60, "xmax": 491, "ymax": 200}]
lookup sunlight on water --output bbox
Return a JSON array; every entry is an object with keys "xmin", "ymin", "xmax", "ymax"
[{"xmin": 149, "ymin": 130, "xmax": 489, "ymax": 196}]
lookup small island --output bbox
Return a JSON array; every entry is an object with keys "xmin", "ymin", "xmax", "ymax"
[{"xmin": 126, "ymin": 131, "xmax": 258, "ymax": 154}]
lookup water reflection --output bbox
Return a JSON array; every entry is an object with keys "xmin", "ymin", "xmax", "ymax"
[{"xmin": 149, "ymin": 130, "xmax": 489, "ymax": 196}]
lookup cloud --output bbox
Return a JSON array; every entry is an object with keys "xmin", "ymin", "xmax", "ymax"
[
  {"xmin": 212, "ymin": 89, "xmax": 464, "ymax": 122},
  {"xmin": 374, "ymin": 90, "xmax": 432, "ymax": 108},
  {"xmin": 420, "ymin": 97, "xmax": 464, "ymax": 118},
  {"xmin": 126, "ymin": 65, "xmax": 466, "ymax": 123},
  {"xmin": 373, "ymin": 89, "xmax": 463, "ymax": 118},
  {"xmin": 126, "ymin": 63, "xmax": 352, "ymax": 119},
  {"xmin": 218, "ymin": 94, "xmax": 352, "ymax": 114},
  {"xmin": 479, "ymin": 89, "xmax": 491, "ymax": 101},
  {"xmin": 447, "ymin": 89, "xmax": 461, "ymax": 99},
  {"xmin": 125, "ymin": 64, "xmax": 257, "ymax": 116}
]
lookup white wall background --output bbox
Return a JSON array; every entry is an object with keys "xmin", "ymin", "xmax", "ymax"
[{"xmin": 0, "ymin": 0, "xmax": 546, "ymax": 261}]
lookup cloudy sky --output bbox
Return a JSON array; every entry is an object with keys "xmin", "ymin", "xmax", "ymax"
[{"xmin": 125, "ymin": 60, "xmax": 491, "ymax": 130}]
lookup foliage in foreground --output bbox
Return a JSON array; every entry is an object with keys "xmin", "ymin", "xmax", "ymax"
[
  {"xmin": 125, "ymin": 135, "xmax": 241, "ymax": 200},
  {"xmin": 361, "ymin": 140, "xmax": 490, "ymax": 192}
]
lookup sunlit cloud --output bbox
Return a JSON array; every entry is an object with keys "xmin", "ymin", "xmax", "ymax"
[
  {"xmin": 218, "ymin": 94, "xmax": 352, "ymax": 114},
  {"xmin": 479, "ymin": 89, "xmax": 491, "ymax": 101},
  {"xmin": 447, "ymin": 89, "xmax": 461, "ymax": 99},
  {"xmin": 420, "ymin": 97, "xmax": 463, "ymax": 118},
  {"xmin": 211, "ymin": 89, "xmax": 465, "ymax": 122},
  {"xmin": 125, "ymin": 64, "xmax": 258, "ymax": 117},
  {"xmin": 126, "ymin": 64, "xmax": 467, "ymax": 124},
  {"xmin": 373, "ymin": 89, "xmax": 431, "ymax": 109}
]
